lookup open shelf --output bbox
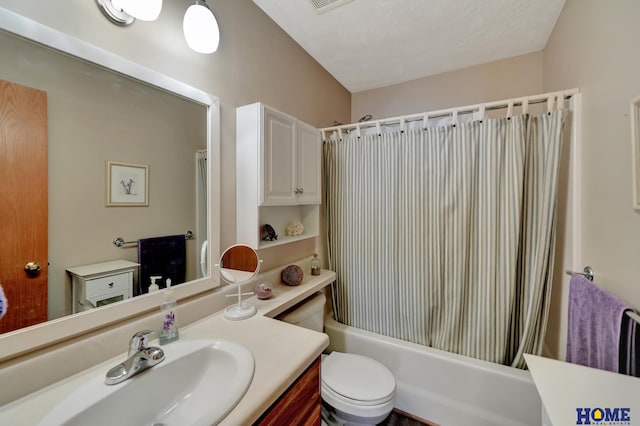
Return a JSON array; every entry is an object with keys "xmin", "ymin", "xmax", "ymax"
[{"xmin": 258, "ymin": 233, "xmax": 319, "ymax": 249}]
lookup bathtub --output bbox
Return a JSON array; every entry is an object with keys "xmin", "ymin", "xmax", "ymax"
[{"xmin": 324, "ymin": 317, "xmax": 542, "ymax": 426}]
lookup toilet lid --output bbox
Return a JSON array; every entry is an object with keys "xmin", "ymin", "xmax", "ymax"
[{"xmin": 322, "ymin": 352, "xmax": 395, "ymax": 404}]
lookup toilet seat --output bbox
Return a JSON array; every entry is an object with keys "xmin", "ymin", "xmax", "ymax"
[
  {"xmin": 321, "ymin": 352, "xmax": 396, "ymax": 405},
  {"xmin": 321, "ymin": 381, "xmax": 395, "ymax": 406},
  {"xmin": 320, "ymin": 383, "xmax": 394, "ymax": 407}
]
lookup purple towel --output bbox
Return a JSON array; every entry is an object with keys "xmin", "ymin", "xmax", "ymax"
[{"xmin": 566, "ymin": 275, "xmax": 629, "ymax": 372}]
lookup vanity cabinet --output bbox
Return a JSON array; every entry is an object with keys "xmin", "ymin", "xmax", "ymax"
[
  {"xmin": 67, "ymin": 260, "xmax": 138, "ymax": 313},
  {"xmin": 255, "ymin": 357, "xmax": 321, "ymax": 426},
  {"xmin": 237, "ymin": 102, "xmax": 321, "ymax": 249}
]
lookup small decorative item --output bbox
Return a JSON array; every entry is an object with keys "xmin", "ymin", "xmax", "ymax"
[
  {"xmin": 311, "ymin": 253, "xmax": 321, "ymax": 276},
  {"xmin": 106, "ymin": 161, "xmax": 149, "ymax": 207},
  {"xmin": 286, "ymin": 221, "xmax": 304, "ymax": 236},
  {"xmin": 254, "ymin": 282, "xmax": 273, "ymax": 300},
  {"xmin": 281, "ymin": 265, "xmax": 304, "ymax": 286},
  {"xmin": 262, "ymin": 224, "xmax": 278, "ymax": 241}
]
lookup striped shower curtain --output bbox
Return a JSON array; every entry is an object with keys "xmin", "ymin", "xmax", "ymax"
[{"xmin": 324, "ymin": 110, "xmax": 567, "ymax": 368}]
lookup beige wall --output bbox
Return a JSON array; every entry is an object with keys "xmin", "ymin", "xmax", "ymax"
[
  {"xmin": 542, "ymin": 0, "xmax": 640, "ymax": 358},
  {"xmin": 351, "ymin": 52, "xmax": 543, "ymax": 122},
  {"xmin": 0, "ymin": 1, "xmax": 351, "ymax": 320}
]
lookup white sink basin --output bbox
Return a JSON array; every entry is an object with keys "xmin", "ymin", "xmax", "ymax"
[{"xmin": 39, "ymin": 339, "xmax": 254, "ymax": 426}]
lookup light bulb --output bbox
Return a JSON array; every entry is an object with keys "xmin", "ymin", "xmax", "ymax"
[
  {"xmin": 183, "ymin": 1, "xmax": 220, "ymax": 54},
  {"xmin": 112, "ymin": 0, "xmax": 162, "ymax": 21}
]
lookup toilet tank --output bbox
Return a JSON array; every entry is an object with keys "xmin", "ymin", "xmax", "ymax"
[{"xmin": 277, "ymin": 292, "xmax": 326, "ymax": 332}]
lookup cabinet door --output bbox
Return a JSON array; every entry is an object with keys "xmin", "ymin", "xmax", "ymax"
[
  {"xmin": 262, "ymin": 107, "xmax": 297, "ymax": 205},
  {"xmin": 296, "ymin": 121, "xmax": 322, "ymax": 204},
  {"xmin": 255, "ymin": 357, "xmax": 321, "ymax": 425}
]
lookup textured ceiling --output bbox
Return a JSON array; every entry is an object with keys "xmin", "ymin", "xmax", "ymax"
[{"xmin": 253, "ymin": 0, "xmax": 566, "ymax": 93}]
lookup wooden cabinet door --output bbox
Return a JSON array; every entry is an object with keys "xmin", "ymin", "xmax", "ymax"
[
  {"xmin": 261, "ymin": 106, "xmax": 297, "ymax": 205},
  {"xmin": 255, "ymin": 357, "xmax": 321, "ymax": 426},
  {"xmin": 0, "ymin": 79, "xmax": 48, "ymax": 333},
  {"xmin": 296, "ymin": 121, "xmax": 322, "ymax": 205}
]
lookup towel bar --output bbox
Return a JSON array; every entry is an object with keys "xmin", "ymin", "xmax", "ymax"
[
  {"xmin": 565, "ymin": 266, "xmax": 594, "ymax": 281},
  {"xmin": 565, "ymin": 267, "xmax": 639, "ymax": 324},
  {"xmin": 113, "ymin": 230, "xmax": 193, "ymax": 248}
]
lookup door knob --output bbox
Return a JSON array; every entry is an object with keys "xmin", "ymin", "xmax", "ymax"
[{"xmin": 24, "ymin": 261, "xmax": 42, "ymax": 276}]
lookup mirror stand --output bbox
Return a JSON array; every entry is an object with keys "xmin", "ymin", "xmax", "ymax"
[
  {"xmin": 218, "ymin": 244, "xmax": 261, "ymax": 321},
  {"xmin": 224, "ymin": 285, "xmax": 257, "ymax": 320}
]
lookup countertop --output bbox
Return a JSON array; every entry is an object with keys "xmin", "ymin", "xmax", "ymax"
[
  {"xmin": 525, "ymin": 354, "xmax": 640, "ymax": 426},
  {"xmin": 0, "ymin": 270, "xmax": 336, "ymax": 425}
]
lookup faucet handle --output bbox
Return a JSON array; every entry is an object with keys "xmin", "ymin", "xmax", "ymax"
[{"xmin": 129, "ymin": 330, "xmax": 154, "ymax": 355}]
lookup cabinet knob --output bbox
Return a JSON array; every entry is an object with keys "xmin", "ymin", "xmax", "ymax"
[
  {"xmin": 108, "ymin": 282, "xmax": 114, "ymax": 288},
  {"xmin": 299, "ymin": 188, "xmax": 304, "ymax": 194}
]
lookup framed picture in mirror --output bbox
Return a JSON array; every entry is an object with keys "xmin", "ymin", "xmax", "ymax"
[{"xmin": 106, "ymin": 161, "xmax": 149, "ymax": 206}]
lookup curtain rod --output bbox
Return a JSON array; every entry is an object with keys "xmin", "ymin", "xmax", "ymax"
[{"xmin": 321, "ymin": 88, "xmax": 580, "ymax": 137}]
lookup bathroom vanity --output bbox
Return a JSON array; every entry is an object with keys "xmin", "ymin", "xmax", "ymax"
[{"xmin": 0, "ymin": 268, "xmax": 335, "ymax": 425}]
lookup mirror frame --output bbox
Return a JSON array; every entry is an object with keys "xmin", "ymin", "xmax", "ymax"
[{"xmin": 0, "ymin": 7, "xmax": 220, "ymax": 361}]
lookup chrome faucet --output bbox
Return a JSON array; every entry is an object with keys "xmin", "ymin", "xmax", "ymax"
[{"xmin": 105, "ymin": 330, "xmax": 165, "ymax": 385}]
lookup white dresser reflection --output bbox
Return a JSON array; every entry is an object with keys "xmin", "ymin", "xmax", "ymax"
[{"xmin": 67, "ymin": 260, "xmax": 139, "ymax": 313}]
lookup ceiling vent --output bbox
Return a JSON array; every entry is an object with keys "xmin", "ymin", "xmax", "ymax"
[{"xmin": 307, "ymin": 0, "xmax": 354, "ymax": 14}]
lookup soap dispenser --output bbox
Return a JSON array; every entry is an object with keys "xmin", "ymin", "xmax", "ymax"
[
  {"xmin": 148, "ymin": 276, "xmax": 161, "ymax": 292},
  {"xmin": 159, "ymin": 278, "xmax": 179, "ymax": 345}
]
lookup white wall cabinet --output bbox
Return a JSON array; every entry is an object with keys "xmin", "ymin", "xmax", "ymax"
[
  {"xmin": 236, "ymin": 102, "xmax": 321, "ymax": 249},
  {"xmin": 253, "ymin": 104, "xmax": 321, "ymax": 205},
  {"xmin": 67, "ymin": 260, "xmax": 138, "ymax": 313}
]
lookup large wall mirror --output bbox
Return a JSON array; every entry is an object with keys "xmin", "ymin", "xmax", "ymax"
[{"xmin": 0, "ymin": 8, "xmax": 220, "ymax": 359}]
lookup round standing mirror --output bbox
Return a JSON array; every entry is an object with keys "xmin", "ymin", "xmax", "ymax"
[{"xmin": 219, "ymin": 244, "xmax": 260, "ymax": 320}]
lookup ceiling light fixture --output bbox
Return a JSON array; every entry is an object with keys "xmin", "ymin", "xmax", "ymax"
[
  {"xmin": 112, "ymin": 0, "xmax": 163, "ymax": 22},
  {"xmin": 96, "ymin": 0, "xmax": 162, "ymax": 25},
  {"xmin": 183, "ymin": 1, "xmax": 220, "ymax": 54},
  {"xmin": 96, "ymin": 0, "xmax": 219, "ymax": 54},
  {"xmin": 96, "ymin": 0, "xmax": 135, "ymax": 26}
]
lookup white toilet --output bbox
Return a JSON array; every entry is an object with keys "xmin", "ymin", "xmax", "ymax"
[{"xmin": 278, "ymin": 292, "xmax": 396, "ymax": 425}]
